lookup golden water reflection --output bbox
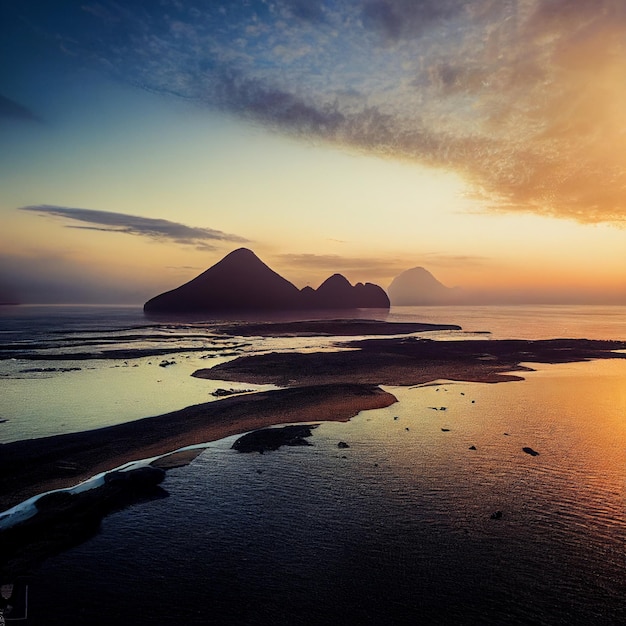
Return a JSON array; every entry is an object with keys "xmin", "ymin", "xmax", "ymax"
[{"xmin": 342, "ymin": 359, "xmax": 626, "ymax": 537}]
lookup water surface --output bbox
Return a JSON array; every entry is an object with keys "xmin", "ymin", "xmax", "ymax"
[{"xmin": 23, "ymin": 360, "xmax": 626, "ymax": 625}]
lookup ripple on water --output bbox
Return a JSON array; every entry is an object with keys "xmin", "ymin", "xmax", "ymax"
[{"xmin": 21, "ymin": 362, "xmax": 626, "ymax": 625}]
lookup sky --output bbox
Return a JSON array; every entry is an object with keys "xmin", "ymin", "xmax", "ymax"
[{"xmin": 1, "ymin": 0, "xmax": 625, "ymax": 305}]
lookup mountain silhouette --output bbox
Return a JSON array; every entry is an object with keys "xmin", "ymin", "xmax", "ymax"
[
  {"xmin": 144, "ymin": 248, "xmax": 389, "ymax": 313},
  {"xmin": 387, "ymin": 266, "xmax": 462, "ymax": 305}
]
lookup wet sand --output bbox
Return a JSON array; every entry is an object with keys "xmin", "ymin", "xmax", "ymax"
[{"xmin": 0, "ymin": 384, "xmax": 395, "ymax": 512}]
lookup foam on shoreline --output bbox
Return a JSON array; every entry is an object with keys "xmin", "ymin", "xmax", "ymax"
[{"xmin": 0, "ymin": 384, "xmax": 397, "ymax": 514}]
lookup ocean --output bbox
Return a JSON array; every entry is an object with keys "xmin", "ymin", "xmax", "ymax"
[{"xmin": 0, "ymin": 304, "xmax": 625, "ymax": 624}]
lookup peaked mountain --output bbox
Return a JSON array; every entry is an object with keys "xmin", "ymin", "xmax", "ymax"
[
  {"xmin": 144, "ymin": 248, "xmax": 389, "ymax": 313},
  {"xmin": 387, "ymin": 266, "xmax": 462, "ymax": 305}
]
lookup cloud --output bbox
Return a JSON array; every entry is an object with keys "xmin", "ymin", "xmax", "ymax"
[
  {"xmin": 17, "ymin": 0, "xmax": 626, "ymax": 224},
  {"xmin": 18, "ymin": 205, "xmax": 248, "ymax": 248},
  {"xmin": 0, "ymin": 94, "xmax": 39, "ymax": 122},
  {"xmin": 362, "ymin": 0, "xmax": 465, "ymax": 42},
  {"xmin": 277, "ymin": 252, "xmax": 409, "ymax": 281},
  {"xmin": 277, "ymin": 251, "xmax": 498, "ymax": 293},
  {"xmin": 415, "ymin": 253, "xmax": 490, "ymax": 268}
]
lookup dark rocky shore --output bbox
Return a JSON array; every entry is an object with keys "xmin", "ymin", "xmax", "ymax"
[
  {"xmin": 232, "ymin": 424, "xmax": 319, "ymax": 453},
  {"xmin": 215, "ymin": 319, "xmax": 462, "ymax": 337},
  {"xmin": 193, "ymin": 337, "xmax": 626, "ymax": 386},
  {"xmin": 0, "ymin": 466, "xmax": 168, "ymax": 576}
]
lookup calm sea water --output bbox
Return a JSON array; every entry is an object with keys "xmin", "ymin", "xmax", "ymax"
[
  {"xmin": 1, "ymin": 304, "xmax": 625, "ymax": 624},
  {"xmin": 1, "ymin": 304, "xmax": 624, "ymax": 443}
]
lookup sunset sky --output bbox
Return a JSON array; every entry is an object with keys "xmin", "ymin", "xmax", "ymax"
[{"xmin": 1, "ymin": 0, "xmax": 625, "ymax": 304}]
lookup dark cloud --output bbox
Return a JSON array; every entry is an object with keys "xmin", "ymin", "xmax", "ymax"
[
  {"xmin": 281, "ymin": 0, "xmax": 327, "ymax": 23},
  {"xmin": 362, "ymin": 0, "xmax": 465, "ymax": 42},
  {"xmin": 0, "ymin": 94, "xmax": 39, "ymax": 122},
  {"xmin": 18, "ymin": 205, "xmax": 248, "ymax": 247},
  {"xmin": 214, "ymin": 71, "xmax": 345, "ymax": 136}
]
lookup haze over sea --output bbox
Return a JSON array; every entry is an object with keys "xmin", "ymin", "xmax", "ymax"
[{"xmin": 1, "ymin": 304, "xmax": 625, "ymax": 625}]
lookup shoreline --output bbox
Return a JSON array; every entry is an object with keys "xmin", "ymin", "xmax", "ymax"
[
  {"xmin": 0, "ymin": 383, "xmax": 396, "ymax": 513},
  {"xmin": 2, "ymin": 337, "xmax": 625, "ymax": 514}
]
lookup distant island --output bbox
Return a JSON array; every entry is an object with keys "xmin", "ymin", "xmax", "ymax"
[
  {"xmin": 388, "ymin": 266, "xmax": 463, "ymax": 305},
  {"xmin": 144, "ymin": 248, "xmax": 390, "ymax": 313}
]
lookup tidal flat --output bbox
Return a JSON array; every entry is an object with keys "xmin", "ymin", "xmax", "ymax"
[{"xmin": 1, "ymin": 309, "xmax": 625, "ymax": 624}]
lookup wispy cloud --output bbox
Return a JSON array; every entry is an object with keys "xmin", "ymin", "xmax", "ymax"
[
  {"xmin": 0, "ymin": 93, "xmax": 39, "ymax": 122},
  {"xmin": 278, "ymin": 252, "xmax": 408, "ymax": 280},
  {"xmin": 19, "ymin": 0, "xmax": 626, "ymax": 224},
  {"xmin": 19, "ymin": 205, "xmax": 248, "ymax": 249},
  {"xmin": 416, "ymin": 253, "xmax": 491, "ymax": 269}
]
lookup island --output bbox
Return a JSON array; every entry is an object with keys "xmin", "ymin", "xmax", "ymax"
[{"xmin": 143, "ymin": 248, "xmax": 390, "ymax": 313}]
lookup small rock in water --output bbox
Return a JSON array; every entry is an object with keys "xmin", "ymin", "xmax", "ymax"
[
  {"xmin": 490, "ymin": 510, "xmax": 503, "ymax": 520},
  {"xmin": 211, "ymin": 388, "xmax": 254, "ymax": 397},
  {"xmin": 441, "ymin": 428, "xmax": 450, "ymax": 432},
  {"xmin": 523, "ymin": 447, "xmax": 540, "ymax": 456},
  {"xmin": 469, "ymin": 445, "xmax": 477, "ymax": 450},
  {"xmin": 337, "ymin": 441, "xmax": 350, "ymax": 449}
]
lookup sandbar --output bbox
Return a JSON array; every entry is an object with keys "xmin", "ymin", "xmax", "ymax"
[{"xmin": 0, "ymin": 384, "xmax": 395, "ymax": 512}]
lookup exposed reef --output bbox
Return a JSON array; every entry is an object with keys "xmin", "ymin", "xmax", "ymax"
[
  {"xmin": 193, "ymin": 337, "xmax": 626, "ymax": 386},
  {"xmin": 232, "ymin": 424, "xmax": 318, "ymax": 453},
  {"xmin": 215, "ymin": 319, "xmax": 461, "ymax": 337}
]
